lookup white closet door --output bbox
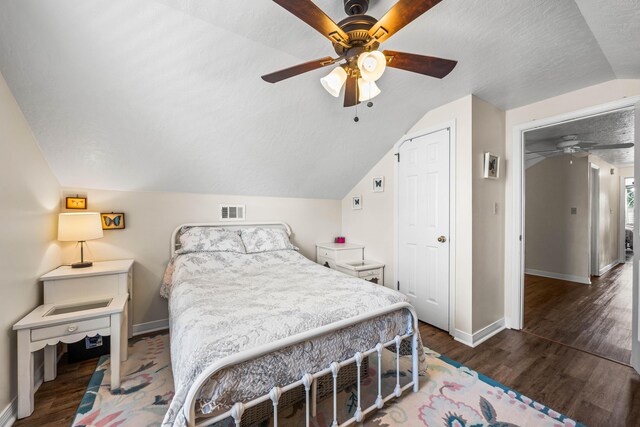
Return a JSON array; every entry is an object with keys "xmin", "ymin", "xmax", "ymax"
[{"xmin": 398, "ymin": 129, "xmax": 450, "ymax": 330}]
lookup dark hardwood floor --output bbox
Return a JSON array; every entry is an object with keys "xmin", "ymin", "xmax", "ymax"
[
  {"xmin": 421, "ymin": 323, "xmax": 640, "ymax": 427},
  {"xmin": 14, "ymin": 325, "xmax": 640, "ymax": 427},
  {"xmin": 523, "ymin": 259, "xmax": 633, "ymax": 364},
  {"xmin": 13, "ymin": 352, "xmax": 100, "ymax": 427}
]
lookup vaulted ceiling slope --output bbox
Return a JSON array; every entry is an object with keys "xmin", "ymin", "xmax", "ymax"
[{"xmin": 0, "ymin": 0, "xmax": 638, "ymax": 199}]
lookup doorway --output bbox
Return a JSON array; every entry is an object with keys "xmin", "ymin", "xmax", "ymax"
[
  {"xmin": 513, "ymin": 101, "xmax": 638, "ymax": 367},
  {"xmin": 590, "ymin": 164, "xmax": 600, "ymax": 277},
  {"xmin": 396, "ymin": 127, "xmax": 451, "ymax": 331},
  {"xmin": 624, "ymin": 176, "xmax": 635, "ymax": 261}
]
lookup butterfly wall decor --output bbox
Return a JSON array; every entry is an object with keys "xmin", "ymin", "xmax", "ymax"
[
  {"xmin": 352, "ymin": 195, "xmax": 362, "ymax": 210},
  {"xmin": 372, "ymin": 176, "xmax": 384, "ymax": 193},
  {"xmin": 101, "ymin": 212, "xmax": 125, "ymax": 230}
]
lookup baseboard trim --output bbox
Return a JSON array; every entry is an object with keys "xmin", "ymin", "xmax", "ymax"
[
  {"xmin": 0, "ymin": 361, "xmax": 44, "ymax": 427},
  {"xmin": 132, "ymin": 319, "xmax": 169, "ymax": 336},
  {"xmin": 597, "ymin": 261, "xmax": 620, "ymax": 276},
  {"xmin": 0, "ymin": 398, "xmax": 16, "ymax": 427},
  {"xmin": 453, "ymin": 318, "xmax": 506, "ymax": 348},
  {"xmin": 524, "ymin": 268, "xmax": 591, "ymax": 285}
]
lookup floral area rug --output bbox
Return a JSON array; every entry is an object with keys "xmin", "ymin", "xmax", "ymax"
[{"xmin": 73, "ymin": 334, "xmax": 584, "ymax": 427}]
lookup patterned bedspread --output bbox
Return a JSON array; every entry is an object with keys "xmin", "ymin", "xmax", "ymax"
[{"xmin": 160, "ymin": 250, "xmax": 423, "ymax": 426}]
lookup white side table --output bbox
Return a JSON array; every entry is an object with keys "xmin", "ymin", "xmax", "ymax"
[
  {"xmin": 316, "ymin": 242, "xmax": 364, "ymax": 269},
  {"xmin": 41, "ymin": 259, "xmax": 134, "ymax": 338},
  {"xmin": 336, "ymin": 260, "xmax": 385, "ymax": 285},
  {"xmin": 12, "ymin": 294, "xmax": 128, "ymax": 419}
]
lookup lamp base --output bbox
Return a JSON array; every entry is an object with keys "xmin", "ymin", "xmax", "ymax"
[{"xmin": 71, "ymin": 261, "xmax": 93, "ymax": 269}]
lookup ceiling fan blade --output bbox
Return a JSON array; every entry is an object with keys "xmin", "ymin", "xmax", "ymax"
[
  {"xmin": 588, "ymin": 143, "xmax": 634, "ymax": 150},
  {"xmin": 273, "ymin": 0, "xmax": 350, "ymax": 47},
  {"xmin": 344, "ymin": 75, "xmax": 359, "ymax": 107},
  {"xmin": 383, "ymin": 50, "xmax": 457, "ymax": 78},
  {"xmin": 526, "ymin": 149, "xmax": 563, "ymax": 155},
  {"xmin": 368, "ymin": 0, "xmax": 442, "ymax": 44},
  {"xmin": 262, "ymin": 57, "xmax": 337, "ymax": 83}
]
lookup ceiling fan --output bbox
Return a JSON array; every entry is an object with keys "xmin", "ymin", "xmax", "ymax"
[
  {"xmin": 261, "ymin": 0, "xmax": 458, "ymax": 108},
  {"xmin": 526, "ymin": 135, "xmax": 634, "ymax": 157}
]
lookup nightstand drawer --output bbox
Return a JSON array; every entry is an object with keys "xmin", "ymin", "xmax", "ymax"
[
  {"xmin": 358, "ymin": 269, "xmax": 383, "ymax": 280},
  {"xmin": 31, "ymin": 317, "xmax": 110, "ymax": 342},
  {"xmin": 318, "ymin": 248, "xmax": 333, "ymax": 258},
  {"xmin": 317, "ymin": 256, "xmax": 336, "ymax": 269}
]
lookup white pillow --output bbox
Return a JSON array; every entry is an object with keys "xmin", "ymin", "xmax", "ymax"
[
  {"xmin": 240, "ymin": 227, "xmax": 297, "ymax": 254},
  {"xmin": 176, "ymin": 227, "xmax": 246, "ymax": 254}
]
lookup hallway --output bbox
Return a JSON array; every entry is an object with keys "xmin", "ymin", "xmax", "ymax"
[{"xmin": 523, "ymin": 259, "xmax": 633, "ymax": 364}]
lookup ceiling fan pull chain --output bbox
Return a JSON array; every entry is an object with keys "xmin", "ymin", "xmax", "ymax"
[{"xmin": 354, "ymin": 103, "xmax": 359, "ymax": 122}]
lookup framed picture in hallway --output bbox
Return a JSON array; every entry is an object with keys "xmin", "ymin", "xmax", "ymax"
[{"xmin": 483, "ymin": 152, "xmax": 500, "ymax": 179}]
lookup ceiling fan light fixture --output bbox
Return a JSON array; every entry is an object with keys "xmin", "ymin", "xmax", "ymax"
[
  {"xmin": 358, "ymin": 78, "xmax": 381, "ymax": 102},
  {"xmin": 357, "ymin": 50, "xmax": 386, "ymax": 82},
  {"xmin": 320, "ymin": 66, "xmax": 348, "ymax": 97}
]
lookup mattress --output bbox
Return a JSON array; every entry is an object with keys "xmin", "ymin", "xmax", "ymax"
[{"xmin": 160, "ymin": 249, "xmax": 423, "ymax": 426}]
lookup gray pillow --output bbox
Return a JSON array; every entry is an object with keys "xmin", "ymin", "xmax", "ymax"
[
  {"xmin": 176, "ymin": 227, "xmax": 246, "ymax": 254},
  {"xmin": 240, "ymin": 227, "xmax": 297, "ymax": 254}
]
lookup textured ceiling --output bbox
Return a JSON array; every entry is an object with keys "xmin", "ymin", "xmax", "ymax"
[
  {"xmin": 0, "ymin": 0, "xmax": 638, "ymax": 198},
  {"xmin": 525, "ymin": 108, "xmax": 635, "ymax": 167}
]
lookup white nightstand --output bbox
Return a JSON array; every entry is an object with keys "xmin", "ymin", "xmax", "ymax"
[
  {"xmin": 336, "ymin": 260, "xmax": 385, "ymax": 285},
  {"xmin": 13, "ymin": 295, "xmax": 128, "ymax": 419},
  {"xmin": 316, "ymin": 242, "xmax": 364, "ymax": 269},
  {"xmin": 40, "ymin": 259, "xmax": 134, "ymax": 338}
]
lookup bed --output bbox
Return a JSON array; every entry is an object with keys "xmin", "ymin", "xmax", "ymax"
[{"xmin": 160, "ymin": 222, "xmax": 423, "ymax": 427}]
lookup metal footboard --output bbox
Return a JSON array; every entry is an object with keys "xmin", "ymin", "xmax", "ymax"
[{"xmin": 183, "ymin": 302, "xmax": 420, "ymax": 427}]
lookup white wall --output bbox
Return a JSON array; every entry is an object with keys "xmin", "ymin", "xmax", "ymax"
[
  {"xmin": 525, "ymin": 155, "xmax": 590, "ymax": 281},
  {"xmin": 471, "ymin": 97, "xmax": 506, "ymax": 331},
  {"xmin": 0, "ymin": 73, "xmax": 61, "ymax": 421},
  {"xmin": 60, "ymin": 188, "xmax": 342, "ymax": 327},
  {"xmin": 589, "ymin": 156, "xmax": 620, "ymax": 273},
  {"xmin": 619, "ymin": 166, "xmax": 634, "ymax": 178},
  {"xmin": 341, "ymin": 153, "xmax": 395, "ymax": 287}
]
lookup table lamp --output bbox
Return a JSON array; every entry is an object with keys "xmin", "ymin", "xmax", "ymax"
[{"xmin": 58, "ymin": 212, "xmax": 104, "ymax": 268}]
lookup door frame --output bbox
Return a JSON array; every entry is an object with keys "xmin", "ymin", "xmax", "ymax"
[
  {"xmin": 393, "ymin": 120, "xmax": 456, "ymax": 334},
  {"xmin": 620, "ymin": 174, "xmax": 634, "ymax": 263},
  {"xmin": 590, "ymin": 163, "xmax": 600, "ymax": 277},
  {"xmin": 509, "ymin": 96, "xmax": 640, "ymax": 330}
]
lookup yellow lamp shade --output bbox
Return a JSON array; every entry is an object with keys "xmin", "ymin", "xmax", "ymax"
[
  {"xmin": 357, "ymin": 50, "xmax": 386, "ymax": 82},
  {"xmin": 358, "ymin": 79, "xmax": 381, "ymax": 102},
  {"xmin": 58, "ymin": 213, "xmax": 104, "ymax": 242},
  {"xmin": 320, "ymin": 66, "xmax": 348, "ymax": 97}
]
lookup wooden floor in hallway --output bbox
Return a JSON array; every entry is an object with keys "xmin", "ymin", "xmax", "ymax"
[
  {"xmin": 523, "ymin": 258, "xmax": 633, "ymax": 365},
  {"xmin": 421, "ymin": 323, "xmax": 640, "ymax": 427}
]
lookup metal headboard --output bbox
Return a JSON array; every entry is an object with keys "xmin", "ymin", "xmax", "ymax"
[{"xmin": 170, "ymin": 222, "xmax": 292, "ymax": 257}]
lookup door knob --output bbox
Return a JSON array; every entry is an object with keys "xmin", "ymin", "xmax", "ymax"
[{"xmin": 437, "ymin": 235, "xmax": 447, "ymax": 243}]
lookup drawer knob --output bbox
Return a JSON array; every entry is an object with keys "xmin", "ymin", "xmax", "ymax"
[{"xmin": 67, "ymin": 325, "xmax": 78, "ymax": 333}]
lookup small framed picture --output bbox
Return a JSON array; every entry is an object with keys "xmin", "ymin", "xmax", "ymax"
[
  {"xmin": 101, "ymin": 212, "xmax": 125, "ymax": 230},
  {"xmin": 352, "ymin": 195, "xmax": 362, "ymax": 210},
  {"xmin": 66, "ymin": 196, "xmax": 87, "ymax": 210},
  {"xmin": 372, "ymin": 176, "xmax": 384, "ymax": 193},
  {"xmin": 483, "ymin": 152, "xmax": 500, "ymax": 179}
]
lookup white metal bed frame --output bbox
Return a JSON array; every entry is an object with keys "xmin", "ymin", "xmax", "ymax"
[{"xmin": 170, "ymin": 222, "xmax": 420, "ymax": 427}]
